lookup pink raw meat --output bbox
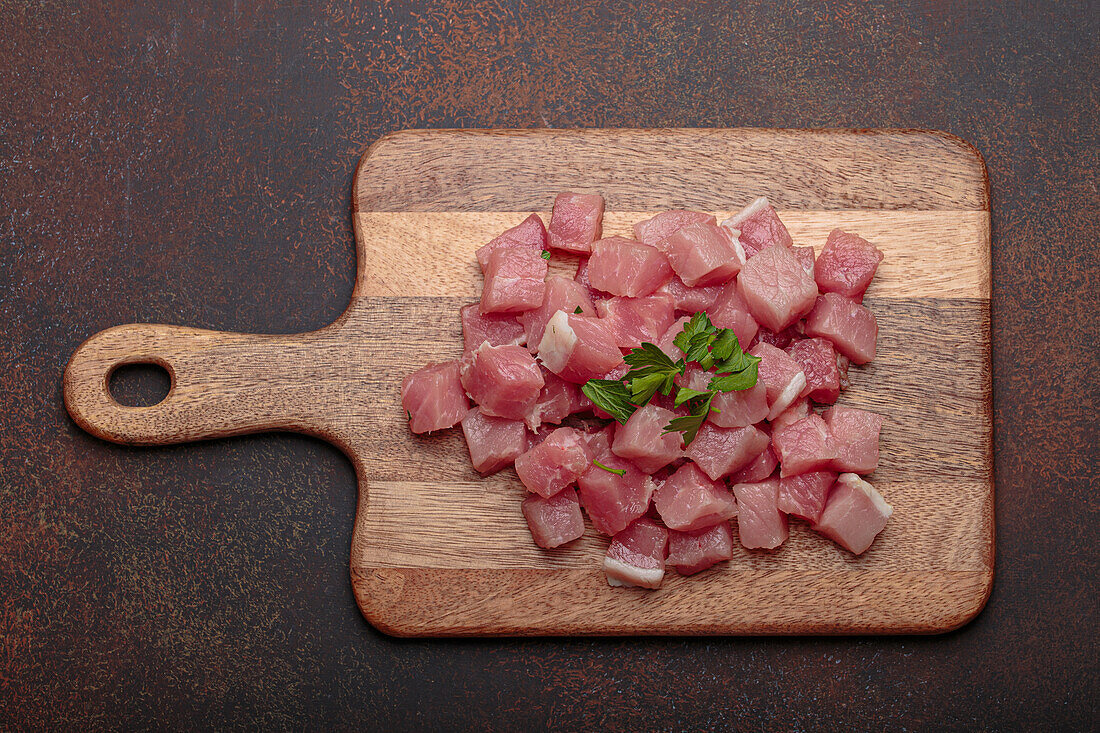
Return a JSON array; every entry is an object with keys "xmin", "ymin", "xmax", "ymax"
[
  {"xmin": 709, "ymin": 283, "xmax": 759, "ymax": 350},
  {"xmin": 653, "ymin": 462, "xmax": 738, "ymax": 531},
  {"xmin": 656, "ymin": 276, "xmax": 725, "ymax": 315},
  {"xmin": 655, "ymin": 315, "xmax": 692, "ymax": 360},
  {"xmin": 777, "ymin": 470, "xmax": 838, "ymax": 522},
  {"xmin": 603, "ymin": 517, "xmax": 669, "ymax": 589},
  {"xmin": 720, "ymin": 197, "xmax": 793, "ymax": 258},
  {"xmin": 401, "ymin": 360, "xmax": 470, "ymax": 434},
  {"xmin": 730, "ymin": 445, "xmax": 778, "ymax": 484},
  {"xmin": 537, "ymin": 311, "xmax": 624, "ymax": 384},
  {"xmin": 611, "ymin": 403, "xmax": 683, "ymax": 474},
  {"xmin": 573, "ymin": 257, "xmax": 610, "ymax": 302},
  {"xmin": 460, "ymin": 408, "xmax": 528, "ymax": 475},
  {"xmin": 822, "ymin": 406, "xmax": 885, "ymax": 473},
  {"xmin": 791, "ymin": 245, "xmax": 816, "ymax": 276},
  {"xmin": 837, "ymin": 353, "xmax": 852, "ymax": 389},
  {"xmin": 754, "ymin": 325, "xmax": 802, "ymax": 350},
  {"xmin": 582, "ymin": 423, "xmax": 616, "ymax": 459},
  {"xmin": 480, "ymin": 242, "xmax": 548, "ymax": 314},
  {"xmin": 524, "ymin": 369, "xmax": 593, "ymax": 430},
  {"xmin": 547, "ymin": 192, "xmax": 604, "ymax": 253},
  {"xmin": 577, "ymin": 454, "xmax": 658, "ymax": 536},
  {"xmin": 461, "ymin": 303, "xmax": 526, "ymax": 354},
  {"xmin": 518, "ymin": 276, "xmax": 597, "ymax": 352},
  {"xmin": 656, "ymin": 222, "xmax": 743, "ymax": 287},
  {"xmin": 804, "ymin": 293, "xmax": 878, "ymax": 364},
  {"xmin": 771, "ymin": 414, "xmax": 839, "ymax": 477},
  {"xmin": 587, "ymin": 237, "xmax": 674, "ymax": 297},
  {"xmin": 749, "ymin": 342, "xmax": 807, "ymax": 420},
  {"xmin": 475, "ymin": 213, "xmax": 547, "ymax": 270},
  {"xmin": 460, "ymin": 342, "xmax": 544, "ymax": 420},
  {"xmin": 737, "ymin": 244, "xmax": 819, "ymax": 331},
  {"xmin": 678, "ymin": 365, "xmax": 769, "ymax": 428},
  {"xmin": 515, "ymin": 426, "xmax": 593, "ymax": 497},
  {"xmin": 596, "ymin": 294, "xmax": 676, "ymax": 351},
  {"xmin": 667, "ymin": 522, "xmax": 734, "ymax": 575},
  {"xmin": 684, "ymin": 423, "xmax": 770, "ymax": 480},
  {"xmin": 522, "ymin": 487, "xmax": 585, "ymax": 549},
  {"xmin": 769, "ymin": 397, "xmax": 811, "ymax": 433},
  {"xmin": 785, "ymin": 337, "xmax": 842, "ymax": 403},
  {"xmin": 731, "ymin": 478, "xmax": 789, "ymax": 550},
  {"xmin": 813, "ymin": 473, "xmax": 892, "ymax": 554},
  {"xmin": 814, "ymin": 229, "xmax": 884, "ymax": 302},
  {"xmin": 633, "ymin": 209, "xmax": 716, "ymax": 247}
]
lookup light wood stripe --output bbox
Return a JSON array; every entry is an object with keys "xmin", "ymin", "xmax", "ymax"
[{"xmin": 354, "ymin": 210, "xmax": 991, "ymax": 299}]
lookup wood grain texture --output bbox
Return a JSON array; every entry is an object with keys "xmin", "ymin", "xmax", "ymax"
[{"xmin": 63, "ymin": 128, "xmax": 993, "ymax": 637}]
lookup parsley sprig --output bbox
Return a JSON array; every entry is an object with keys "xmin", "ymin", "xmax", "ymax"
[{"xmin": 581, "ymin": 311, "xmax": 761, "ymax": 447}]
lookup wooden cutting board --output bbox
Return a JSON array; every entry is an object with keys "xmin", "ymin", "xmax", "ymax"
[{"xmin": 63, "ymin": 129, "xmax": 993, "ymax": 636}]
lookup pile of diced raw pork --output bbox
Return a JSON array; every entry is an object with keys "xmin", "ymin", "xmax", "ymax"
[{"xmin": 401, "ymin": 192, "xmax": 892, "ymax": 589}]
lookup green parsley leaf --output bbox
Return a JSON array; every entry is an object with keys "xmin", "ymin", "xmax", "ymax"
[
  {"xmin": 629, "ymin": 371, "xmax": 669, "ymax": 405},
  {"xmin": 673, "ymin": 311, "xmax": 715, "ymax": 354},
  {"xmin": 592, "ymin": 459, "xmax": 626, "ymax": 476},
  {"xmin": 581, "ymin": 379, "xmax": 637, "ymax": 424},
  {"xmin": 710, "ymin": 329, "xmax": 741, "ymax": 363},
  {"xmin": 573, "ymin": 306, "xmax": 583, "ymax": 314},
  {"xmin": 663, "ymin": 391, "xmax": 715, "ymax": 447},
  {"xmin": 709, "ymin": 360, "xmax": 759, "ymax": 392},
  {"xmin": 673, "ymin": 387, "xmax": 711, "ymax": 407},
  {"xmin": 540, "ymin": 250, "xmax": 552, "ymax": 260},
  {"xmin": 623, "ymin": 342, "xmax": 680, "ymax": 371}
]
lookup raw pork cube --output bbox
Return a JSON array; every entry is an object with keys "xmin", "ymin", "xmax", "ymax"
[
  {"xmin": 684, "ymin": 423, "xmax": 770, "ymax": 480},
  {"xmin": 813, "ymin": 473, "xmax": 892, "ymax": 554},
  {"xmin": 804, "ymin": 293, "xmax": 878, "ymax": 364},
  {"xmin": 522, "ymin": 487, "xmax": 585, "ymax": 549},
  {"xmin": 657, "ymin": 222, "xmax": 743, "ymax": 287},
  {"xmin": 537, "ymin": 311, "xmax": 624, "ymax": 383},
  {"xmin": 737, "ymin": 244, "xmax": 819, "ymax": 331},
  {"xmin": 785, "ymin": 337, "xmax": 842, "ymax": 404},
  {"xmin": 667, "ymin": 522, "xmax": 734, "ymax": 575},
  {"xmin": 475, "ymin": 213, "xmax": 547, "ymax": 270},
  {"xmin": 577, "ymin": 454, "xmax": 658, "ymax": 535},
  {"xmin": 655, "ymin": 315, "xmax": 692, "ymax": 360},
  {"xmin": 749, "ymin": 342, "xmax": 807, "ymax": 420},
  {"xmin": 547, "ymin": 192, "xmax": 604, "ymax": 253},
  {"xmin": 480, "ymin": 242, "xmax": 548, "ymax": 314},
  {"xmin": 769, "ymin": 397, "xmax": 811, "ymax": 433},
  {"xmin": 678, "ymin": 365, "xmax": 769, "ymax": 428},
  {"xmin": 633, "ymin": 209, "xmax": 716, "ymax": 247},
  {"xmin": 401, "ymin": 360, "xmax": 470, "ymax": 434},
  {"xmin": 524, "ymin": 369, "xmax": 593, "ymax": 430},
  {"xmin": 822, "ymin": 406, "xmax": 885, "ymax": 473},
  {"xmin": 587, "ymin": 237, "xmax": 674, "ymax": 297},
  {"xmin": 574, "ymin": 256, "xmax": 610, "ymax": 301},
  {"xmin": 460, "ymin": 408, "xmax": 528, "ymax": 475},
  {"xmin": 777, "ymin": 470, "xmax": 838, "ymax": 522},
  {"xmin": 460, "ymin": 342, "xmax": 544, "ymax": 420},
  {"xmin": 656, "ymin": 276, "xmax": 725, "ymax": 315},
  {"xmin": 771, "ymin": 414, "xmax": 839, "ymax": 477},
  {"xmin": 731, "ymin": 478, "xmax": 789, "ymax": 549},
  {"xmin": 518, "ymin": 276, "xmax": 597, "ymax": 353},
  {"xmin": 719, "ymin": 197, "xmax": 793, "ymax": 258},
  {"xmin": 582, "ymin": 423, "xmax": 616, "ymax": 459},
  {"xmin": 730, "ymin": 445, "xmax": 778, "ymax": 484},
  {"xmin": 612, "ymin": 403, "xmax": 683, "ymax": 474},
  {"xmin": 515, "ymin": 426, "xmax": 593, "ymax": 497},
  {"xmin": 461, "ymin": 303, "xmax": 526, "ymax": 354},
  {"xmin": 653, "ymin": 462, "xmax": 738, "ymax": 531},
  {"xmin": 814, "ymin": 229, "xmax": 884, "ymax": 302},
  {"xmin": 603, "ymin": 518, "xmax": 669, "ymax": 589},
  {"xmin": 708, "ymin": 282, "xmax": 759, "ymax": 350},
  {"xmin": 597, "ymin": 293, "xmax": 676, "ymax": 351},
  {"xmin": 791, "ymin": 245, "xmax": 816, "ymax": 276}
]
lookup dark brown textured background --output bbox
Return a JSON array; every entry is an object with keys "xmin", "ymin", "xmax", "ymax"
[{"xmin": 1, "ymin": 1, "xmax": 1096, "ymax": 729}]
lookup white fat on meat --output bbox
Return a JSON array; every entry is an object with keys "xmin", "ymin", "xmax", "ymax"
[
  {"xmin": 837, "ymin": 473, "xmax": 893, "ymax": 518},
  {"xmin": 536, "ymin": 310, "xmax": 577, "ymax": 374},
  {"xmin": 603, "ymin": 556, "xmax": 665, "ymax": 589},
  {"xmin": 767, "ymin": 371, "xmax": 807, "ymax": 421},
  {"xmin": 721, "ymin": 196, "xmax": 771, "ymax": 228}
]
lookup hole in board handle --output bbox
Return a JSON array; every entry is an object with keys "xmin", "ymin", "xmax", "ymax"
[{"xmin": 108, "ymin": 362, "xmax": 172, "ymax": 407}]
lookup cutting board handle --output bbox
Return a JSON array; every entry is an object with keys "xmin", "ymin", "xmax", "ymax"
[{"xmin": 63, "ymin": 323, "xmax": 333, "ymax": 446}]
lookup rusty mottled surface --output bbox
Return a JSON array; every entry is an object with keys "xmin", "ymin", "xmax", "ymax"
[{"xmin": 1, "ymin": 1, "xmax": 1096, "ymax": 729}]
